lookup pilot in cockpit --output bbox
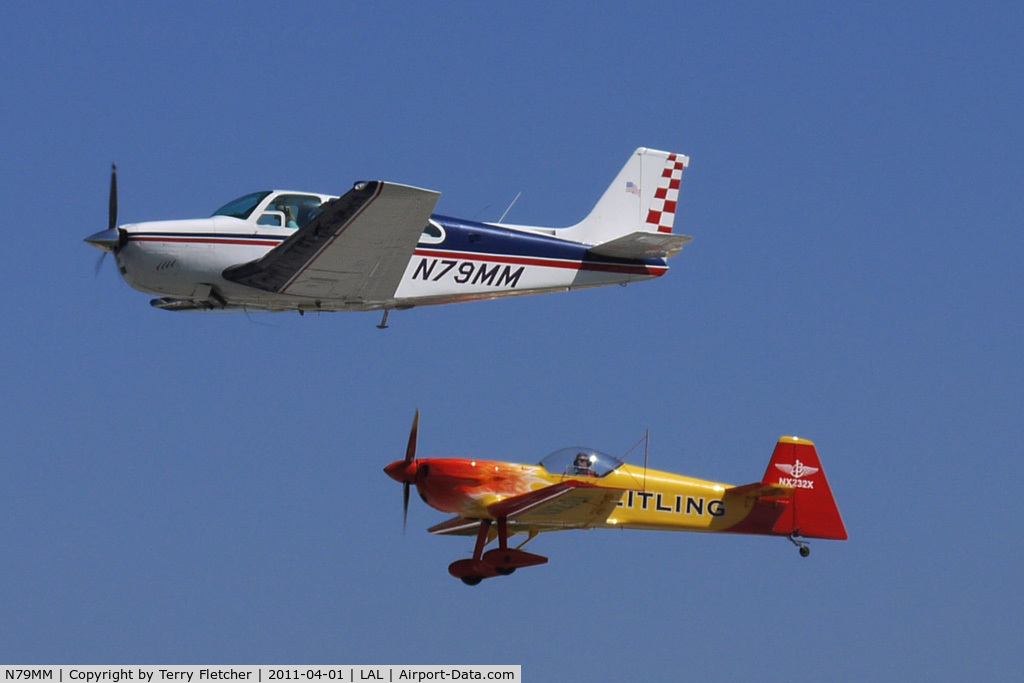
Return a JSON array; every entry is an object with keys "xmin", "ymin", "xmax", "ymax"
[
  {"xmin": 569, "ymin": 452, "xmax": 598, "ymax": 477},
  {"xmin": 282, "ymin": 205, "xmax": 299, "ymax": 229}
]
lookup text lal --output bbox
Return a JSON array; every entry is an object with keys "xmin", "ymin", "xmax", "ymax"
[{"xmin": 359, "ymin": 671, "xmax": 487, "ymax": 680}]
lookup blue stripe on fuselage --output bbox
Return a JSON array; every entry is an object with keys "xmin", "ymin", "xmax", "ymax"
[{"xmin": 429, "ymin": 215, "xmax": 665, "ymax": 268}]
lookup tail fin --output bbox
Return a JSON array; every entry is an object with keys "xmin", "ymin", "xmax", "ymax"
[
  {"xmin": 762, "ymin": 437, "xmax": 847, "ymax": 540},
  {"xmin": 558, "ymin": 147, "xmax": 690, "ymax": 246}
]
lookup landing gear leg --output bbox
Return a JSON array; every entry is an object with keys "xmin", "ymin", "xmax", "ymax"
[
  {"xmin": 788, "ymin": 534, "xmax": 811, "ymax": 557},
  {"xmin": 496, "ymin": 518, "xmax": 509, "ymax": 549},
  {"xmin": 377, "ymin": 309, "xmax": 390, "ymax": 329},
  {"xmin": 493, "ymin": 518, "xmax": 516, "ymax": 575},
  {"xmin": 472, "ymin": 519, "xmax": 493, "ymax": 561}
]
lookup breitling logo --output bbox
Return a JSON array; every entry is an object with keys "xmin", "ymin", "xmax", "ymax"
[{"xmin": 775, "ymin": 460, "xmax": 819, "ymax": 479}]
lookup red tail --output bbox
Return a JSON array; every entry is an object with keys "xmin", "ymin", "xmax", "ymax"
[{"xmin": 762, "ymin": 437, "xmax": 847, "ymax": 540}]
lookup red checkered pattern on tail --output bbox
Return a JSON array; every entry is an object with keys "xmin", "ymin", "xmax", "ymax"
[{"xmin": 645, "ymin": 154, "xmax": 686, "ymax": 234}]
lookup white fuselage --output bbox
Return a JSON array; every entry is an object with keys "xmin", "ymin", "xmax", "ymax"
[{"xmin": 110, "ymin": 190, "xmax": 669, "ymax": 313}]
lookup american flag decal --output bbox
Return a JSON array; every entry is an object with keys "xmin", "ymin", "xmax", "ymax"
[{"xmin": 645, "ymin": 154, "xmax": 686, "ymax": 234}]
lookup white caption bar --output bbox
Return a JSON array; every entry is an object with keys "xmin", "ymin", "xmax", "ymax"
[{"xmin": 0, "ymin": 667, "xmax": 521, "ymax": 683}]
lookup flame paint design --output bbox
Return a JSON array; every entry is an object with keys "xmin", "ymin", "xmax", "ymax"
[{"xmin": 415, "ymin": 459, "xmax": 553, "ymax": 516}]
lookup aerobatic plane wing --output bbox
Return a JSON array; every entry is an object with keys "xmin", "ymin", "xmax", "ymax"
[
  {"xmin": 224, "ymin": 181, "xmax": 441, "ymax": 304},
  {"xmin": 427, "ymin": 482, "xmax": 627, "ymax": 536},
  {"xmin": 428, "ymin": 516, "xmax": 484, "ymax": 536},
  {"xmin": 491, "ymin": 481, "xmax": 627, "ymax": 528}
]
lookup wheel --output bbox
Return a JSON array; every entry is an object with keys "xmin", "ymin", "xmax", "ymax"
[
  {"xmin": 461, "ymin": 576, "xmax": 483, "ymax": 586},
  {"xmin": 799, "ymin": 546, "xmax": 810, "ymax": 558},
  {"xmin": 495, "ymin": 567, "xmax": 516, "ymax": 576}
]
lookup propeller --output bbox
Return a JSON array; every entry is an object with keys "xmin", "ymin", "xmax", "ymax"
[
  {"xmin": 85, "ymin": 164, "xmax": 128, "ymax": 271},
  {"xmin": 384, "ymin": 409, "xmax": 420, "ymax": 533},
  {"xmin": 109, "ymin": 162, "xmax": 118, "ymax": 232}
]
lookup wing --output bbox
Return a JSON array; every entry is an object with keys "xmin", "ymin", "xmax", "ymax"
[
  {"xmin": 223, "ymin": 181, "xmax": 441, "ymax": 304},
  {"xmin": 428, "ymin": 516, "xmax": 483, "ymax": 536},
  {"xmin": 427, "ymin": 481, "xmax": 627, "ymax": 536},
  {"xmin": 492, "ymin": 481, "xmax": 626, "ymax": 528},
  {"xmin": 586, "ymin": 231, "xmax": 692, "ymax": 260}
]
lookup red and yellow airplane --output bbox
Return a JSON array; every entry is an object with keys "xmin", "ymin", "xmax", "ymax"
[{"xmin": 385, "ymin": 412, "xmax": 847, "ymax": 585}]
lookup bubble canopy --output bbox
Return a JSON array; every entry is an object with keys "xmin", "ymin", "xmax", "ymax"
[{"xmin": 539, "ymin": 447, "xmax": 622, "ymax": 478}]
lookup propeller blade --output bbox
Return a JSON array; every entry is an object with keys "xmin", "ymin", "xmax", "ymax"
[
  {"xmin": 403, "ymin": 410, "xmax": 419, "ymax": 532},
  {"xmin": 87, "ymin": 164, "xmax": 124, "ymax": 258},
  {"xmin": 405, "ymin": 409, "xmax": 419, "ymax": 464},
  {"xmin": 109, "ymin": 163, "xmax": 118, "ymax": 233},
  {"xmin": 383, "ymin": 410, "xmax": 422, "ymax": 534},
  {"xmin": 94, "ymin": 252, "xmax": 107, "ymax": 276},
  {"xmin": 403, "ymin": 482, "xmax": 410, "ymax": 534}
]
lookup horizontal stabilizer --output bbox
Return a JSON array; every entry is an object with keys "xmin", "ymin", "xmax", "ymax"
[
  {"xmin": 726, "ymin": 482, "xmax": 794, "ymax": 500},
  {"xmin": 587, "ymin": 232, "xmax": 692, "ymax": 260}
]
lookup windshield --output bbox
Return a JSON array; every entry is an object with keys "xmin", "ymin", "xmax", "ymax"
[
  {"xmin": 211, "ymin": 191, "xmax": 272, "ymax": 219},
  {"xmin": 539, "ymin": 447, "xmax": 622, "ymax": 478}
]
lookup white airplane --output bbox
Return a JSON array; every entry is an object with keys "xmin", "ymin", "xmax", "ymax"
[{"xmin": 85, "ymin": 148, "xmax": 692, "ymax": 325}]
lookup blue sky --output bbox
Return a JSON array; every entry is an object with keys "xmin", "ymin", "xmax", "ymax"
[{"xmin": 2, "ymin": 2, "xmax": 1021, "ymax": 679}]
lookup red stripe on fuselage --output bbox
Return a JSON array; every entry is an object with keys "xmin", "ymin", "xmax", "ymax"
[
  {"xmin": 129, "ymin": 236, "xmax": 284, "ymax": 247},
  {"xmin": 412, "ymin": 248, "xmax": 667, "ymax": 277}
]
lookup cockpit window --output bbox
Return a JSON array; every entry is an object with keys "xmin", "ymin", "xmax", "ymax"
[
  {"xmin": 539, "ymin": 447, "xmax": 621, "ymax": 478},
  {"xmin": 212, "ymin": 191, "xmax": 272, "ymax": 219},
  {"xmin": 258, "ymin": 194, "xmax": 328, "ymax": 229},
  {"xmin": 419, "ymin": 219, "xmax": 445, "ymax": 244}
]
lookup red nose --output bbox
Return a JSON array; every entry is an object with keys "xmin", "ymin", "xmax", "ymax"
[{"xmin": 384, "ymin": 460, "xmax": 418, "ymax": 484}]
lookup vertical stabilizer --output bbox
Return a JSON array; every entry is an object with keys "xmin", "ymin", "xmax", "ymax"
[
  {"xmin": 557, "ymin": 148, "xmax": 690, "ymax": 246},
  {"xmin": 762, "ymin": 438, "xmax": 848, "ymax": 540}
]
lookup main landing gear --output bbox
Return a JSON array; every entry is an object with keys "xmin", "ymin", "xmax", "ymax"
[
  {"xmin": 788, "ymin": 533, "xmax": 811, "ymax": 558},
  {"xmin": 448, "ymin": 518, "xmax": 546, "ymax": 586}
]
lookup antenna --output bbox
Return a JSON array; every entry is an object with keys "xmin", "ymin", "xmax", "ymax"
[
  {"xmin": 643, "ymin": 429, "xmax": 649, "ymax": 492},
  {"xmin": 498, "ymin": 191, "xmax": 522, "ymax": 223}
]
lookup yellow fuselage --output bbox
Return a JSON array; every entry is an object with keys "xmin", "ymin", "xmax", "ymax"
[{"xmin": 414, "ymin": 459, "xmax": 753, "ymax": 534}]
